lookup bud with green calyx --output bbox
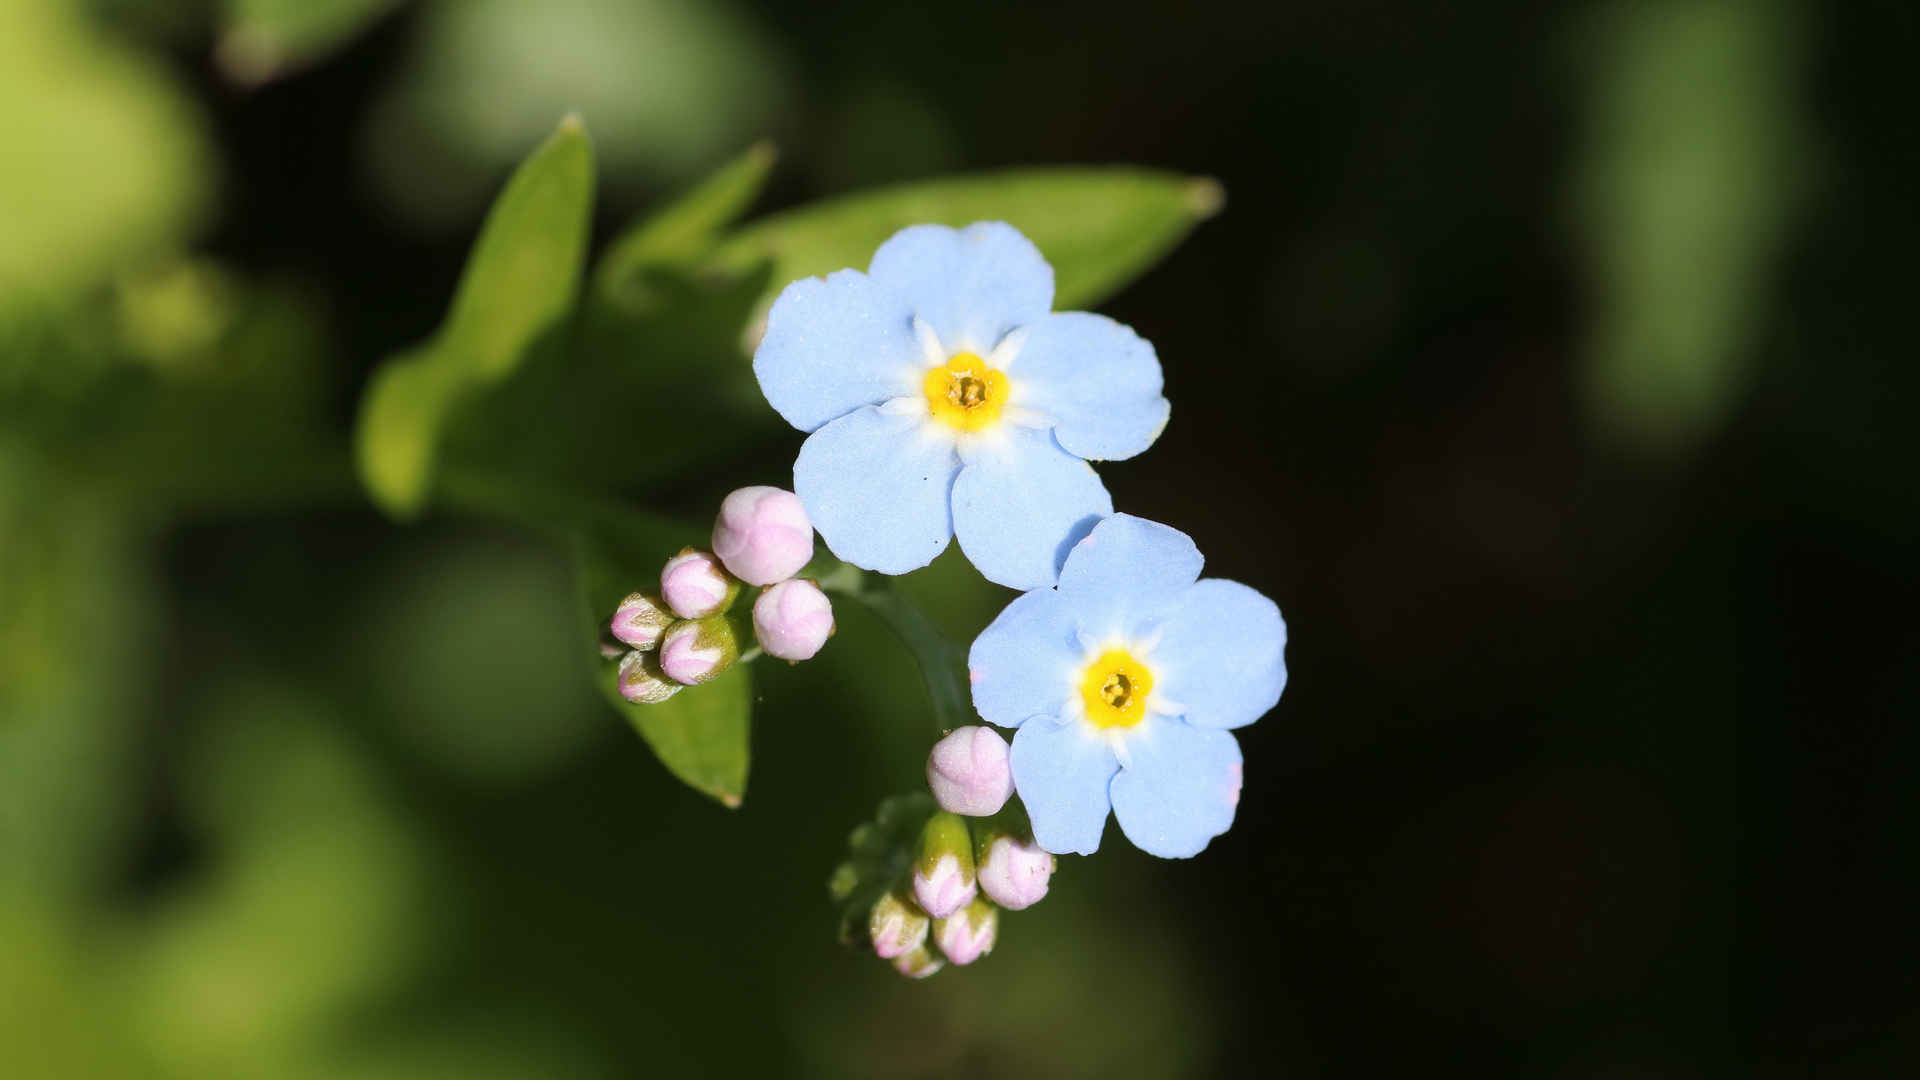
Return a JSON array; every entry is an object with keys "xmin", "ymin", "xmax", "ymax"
[
  {"xmin": 829, "ymin": 793, "xmax": 937, "ymax": 948},
  {"xmin": 616, "ymin": 650, "xmax": 682, "ymax": 704},
  {"xmin": 911, "ymin": 811, "xmax": 977, "ymax": 919},
  {"xmin": 658, "ymin": 615, "xmax": 739, "ymax": 686},
  {"xmin": 609, "ymin": 591, "xmax": 673, "ymax": 650},
  {"xmin": 973, "ymin": 803, "xmax": 1055, "ymax": 911},
  {"xmin": 891, "ymin": 943, "xmax": 945, "ymax": 979},
  {"xmin": 868, "ymin": 887, "xmax": 930, "ymax": 960},
  {"xmin": 933, "ymin": 895, "xmax": 999, "ymax": 966}
]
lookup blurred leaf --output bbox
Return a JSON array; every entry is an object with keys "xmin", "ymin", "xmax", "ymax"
[
  {"xmin": 138, "ymin": 685, "xmax": 424, "ymax": 1075},
  {"xmin": 569, "ymin": 511, "xmax": 751, "ymax": 807},
  {"xmin": 597, "ymin": 140, "xmax": 778, "ymax": 294},
  {"xmin": 0, "ymin": 0, "xmax": 210, "ymax": 322},
  {"xmin": 707, "ymin": 166, "xmax": 1224, "ymax": 313},
  {"xmin": 218, "ymin": 0, "xmax": 404, "ymax": 86},
  {"xmin": 0, "ymin": 903, "xmax": 148, "ymax": 1076},
  {"xmin": 361, "ymin": 0, "xmax": 787, "ymax": 231},
  {"xmin": 356, "ymin": 117, "xmax": 595, "ymax": 518},
  {"xmin": 0, "ymin": 456, "xmax": 151, "ymax": 901},
  {"xmin": 1579, "ymin": 0, "xmax": 1801, "ymax": 452},
  {"xmin": 361, "ymin": 535, "xmax": 608, "ymax": 787}
]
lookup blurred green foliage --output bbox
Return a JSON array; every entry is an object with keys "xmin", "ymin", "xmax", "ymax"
[
  {"xmin": 362, "ymin": 0, "xmax": 788, "ymax": 229},
  {"xmin": 217, "ymin": 0, "xmax": 403, "ymax": 84},
  {"xmin": 0, "ymin": 0, "xmax": 210, "ymax": 321},
  {"xmin": 2, "ymin": 0, "xmax": 1902, "ymax": 1075},
  {"xmin": 1578, "ymin": 0, "xmax": 1803, "ymax": 450}
]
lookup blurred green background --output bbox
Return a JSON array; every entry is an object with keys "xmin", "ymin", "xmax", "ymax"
[{"xmin": 3, "ymin": 0, "xmax": 1915, "ymax": 1075}]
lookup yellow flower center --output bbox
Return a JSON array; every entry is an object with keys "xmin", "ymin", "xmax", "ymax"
[
  {"xmin": 1079, "ymin": 648, "xmax": 1154, "ymax": 729},
  {"xmin": 922, "ymin": 352, "xmax": 1009, "ymax": 432}
]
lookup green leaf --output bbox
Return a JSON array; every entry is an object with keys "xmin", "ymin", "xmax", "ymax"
[
  {"xmin": 570, "ymin": 518, "xmax": 751, "ymax": 807},
  {"xmin": 435, "ymin": 144, "xmax": 783, "ymax": 499},
  {"xmin": 604, "ymin": 664, "xmax": 751, "ymax": 810},
  {"xmin": 354, "ymin": 116, "xmax": 595, "ymax": 519},
  {"xmin": 706, "ymin": 166, "xmax": 1223, "ymax": 312},
  {"xmin": 0, "ymin": 0, "xmax": 211, "ymax": 322},
  {"xmin": 596, "ymin": 141, "xmax": 778, "ymax": 297},
  {"xmin": 218, "ymin": 0, "xmax": 404, "ymax": 86}
]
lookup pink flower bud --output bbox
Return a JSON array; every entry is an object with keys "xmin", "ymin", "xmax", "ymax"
[
  {"xmin": 933, "ymin": 897, "xmax": 999, "ymax": 966},
  {"xmin": 660, "ymin": 549, "xmax": 737, "ymax": 619},
  {"xmin": 911, "ymin": 812, "xmax": 977, "ymax": 919},
  {"xmin": 609, "ymin": 592, "xmax": 672, "ymax": 650},
  {"xmin": 658, "ymin": 618, "xmax": 738, "ymax": 686},
  {"xmin": 976, "ymin": 833, "xmax": 1055, "ymax": 911},
  {"xmin": 616, "ymin": 651, "xmax": 681, "ymax": 705},
  {"xmin": 913, "ymin": 855, "xmax": 975, "ymax": 920},
  {"xmin": 891, "ymin": 944, "xmax": 945, "ymax": 979},
  {"xmin": 752, "ymin": 578, "xmax": 835, "ymax": 661},
  {"xmin": 711, "ymin": 486, "xmax": 814, "ymax": 586},
  {"xmin": 868, "ymin": 889, "xmax": 929, "ymax": 960},
  {"xmin": 925, "ymin": 726, "xmax": 1013, "ymax": 817}
]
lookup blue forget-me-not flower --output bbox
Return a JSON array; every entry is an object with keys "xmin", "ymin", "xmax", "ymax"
[
  {"xmin": 967, "ymin": 514, "xmax": 1287, "ymax": 857},
  {"xmin": 752, "ymin": 223, "xmax": 1170, "ymax": 590}
]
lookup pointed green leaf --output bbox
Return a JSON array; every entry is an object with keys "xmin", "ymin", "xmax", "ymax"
[
  {"xmin": 598, "ymin": 662, "xmax": 751, "ymax": 809},
  {"xmin": 218, "ymin": 0, "xmax": 404, "ymax": 85},
  {"xmin": 596, "ymin": 140, "xmax": 778, "ymax": 297},
  {"xmin": 355, "ymin": 116, "xmax": 594, "ymax": 519},
  {"xmin": 707, "ymin": 166, "xmax": 1223, "ymax": 312},
  {"xmin": 571, "ymin": 521, "xmax": 750, "ymax": 807}
]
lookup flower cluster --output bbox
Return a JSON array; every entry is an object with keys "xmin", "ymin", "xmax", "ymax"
[
  {"xmin": 604, "ymin": 486, "xmax": 838, "ymax": 702},
  {"xmin": 749, "ymin": 221, "xmax": 1289, "ymax": 976},
  {"xmin": 829, "ymin": 786, "xmax": 1055, "ymax": 980}
]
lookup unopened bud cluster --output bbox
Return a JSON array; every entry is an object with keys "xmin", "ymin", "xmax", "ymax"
[
  {"xmin": 601, "ymin": 487, "xmax": 838, "ymax": 703},
  {"xmin": 828, "ymin": 784, "xmax": 1055, "ymax": 980}
]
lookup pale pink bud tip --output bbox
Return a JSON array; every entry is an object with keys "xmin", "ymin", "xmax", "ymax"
[
  {"xmin": 616, "ymin": 652, "xmax": 681, "ymax": 705},
  {"xmin": 926, "ymin": 726, "xmax": 1014, "ymax": 817},
  {"xmin": 712, "ymin": 486, "xmax": 814, "ymax": 586},
  {"xmin": 892, "ymin": 945, "xmax": 945, "ymax": 979},
  {"xmin": 934, "ymin": 899, "xmax": 999, "ymax": 966},
  {"xmin": 609, "ymin": 592, "xmax": 672, "ymax": 650},
  {"xmin": 753, "ymin": 579, "xmax": 835, "ymax": 661},
  {"xmin": 659, "ymin": 620, "xmax": 736, "ymax": 686},
  {"xmin": 912, "ymin": 855, "xmax": 977, "ymax": 920},
  {"xmin": 868, "ymin": 891, "xmax": 929, "ymax": 960},
  {"xmin": 660, "ymin": 550, "xmax": 734, "ymax": 619},
  {"xmin": 977, "ymin": 836, "xmax": 1055, "ymax": 911}
]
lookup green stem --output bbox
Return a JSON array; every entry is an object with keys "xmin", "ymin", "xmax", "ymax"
[{"xmin": 820, "ymin": 567, "xmax": 972, "ymax": 736}]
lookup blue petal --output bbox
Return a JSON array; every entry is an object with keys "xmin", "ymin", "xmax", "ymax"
[
  {"xmin": 867, "ymin": 223, "xmax": 1054, "ymax": 353},
  {"xmin": 1150, "ymin": 578, "xmax": 1287, "ymax": 730},
  {"xmin": 754, "ymin": 269, "xmax": 922, "ymax": 433},
  {"xmin": 951, "ymin": 426, "xmax": 1112, "ymax": 591},
  {"xmin": 1058, "ymin": 513, "xmax": 1203, "ymax": 606},
  {"xmin": 794, "ymin": 406, "xmax": 959, "ymax": 575},
  {"xmin": 1010, "ymin": 718, "xmax": 1118, "ymax": 856},
  {"xmin": 1011, "ymin": 312, "xmax": 1170, "ymax": 461},
  {"xmin": 968, "ymin": 589, "xmax": 1081, "ymax": 730},
  {"xmin": 1109, "ymin": 719, "xmax": 1242, "ymax": 858}
]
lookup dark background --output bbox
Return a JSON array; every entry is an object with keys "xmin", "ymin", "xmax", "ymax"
[{"xmin": 3, "ymin": 0, "xmax": 1915, "ymax": 1076}]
